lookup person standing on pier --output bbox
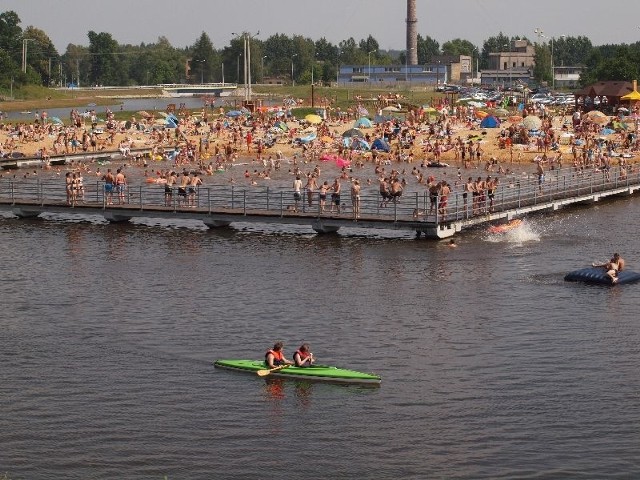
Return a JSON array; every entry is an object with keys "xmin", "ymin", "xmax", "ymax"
[
  {"xmin": 115, "ymin": 168, "xmax": 127, "ymax": 204},
  {"xmin": 165, "ymin": 171, "xmax": 176, "ymax": 207},
  {"xmin": 351, "ymin": 179, "xmax": 361, "ymax": 219},
  {"xmin": 305, "ymin": 174, "xmax": 318, "ymax": 209},
  {"xmin": 103, "ymin": 169, "xmax": 115, "ymax": 205},
  {"xmin": 188, "ymin": 173, "xmax": 202, "ymax": 208},
  {"xmin": 293, "ymin": 175, "xmax": 302, "ymax": 212},
  {"xmin": 331, "ymin": 178, "xmax": 341, "ymax": 214},
  {"xmin": 178, "ymin": 171, "xmax": 190, "ymax": 207},
  {"xmin": 536, "ymin": 160, "xmax": 545, "ymax": 192}
]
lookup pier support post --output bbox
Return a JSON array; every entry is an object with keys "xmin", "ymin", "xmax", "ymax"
[
  {"xmin": 12, "ymin": 207, "xmax": 42, "ymax": 219},
  {"xmin": 203, "ymin": 220, "xmax": 232, "ymax": 228},
  {"xmin": 417, "ymin": 222, "xmax": 459, "ymax": 239},
  {"xmin": 103, "ymin": 212, "xmax": 132, "ymax": 223},
  {"xmin": 311, "ymin": 222, "xmax": 340, "ymax": 234}
]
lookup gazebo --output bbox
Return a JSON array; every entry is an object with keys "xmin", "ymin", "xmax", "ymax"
[
  {"xmin": 620, "ymin": 80, "xmax": 640, "ymax": 107},
  {"xmin": 574, "ymin": 81, "xmax": 635, "ymax": 112}
]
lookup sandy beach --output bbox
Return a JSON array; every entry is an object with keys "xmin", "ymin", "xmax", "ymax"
[{"xmin": 1, "ymin": 102, "xmax": 638, "ymax": 196}]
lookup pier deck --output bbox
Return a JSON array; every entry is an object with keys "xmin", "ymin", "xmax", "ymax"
[{"xmin": 0, "ymin": 167, "xmax": 639, "ymax": 238}]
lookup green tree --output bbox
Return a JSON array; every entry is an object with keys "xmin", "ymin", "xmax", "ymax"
[
  {"xmin": 532, "ymin": 43, "xmax": 551, "ymax": 85},
  {"xmin": 417, "ymin": 34, "xmax": 439, "ymax": 63},
  {"xmin": 189, "ymin": 32, "xmax": 217, "ymax": 83},
  {"xmin": 22, "ymin": 26, "xmax": 59, "ymax": 86},
  {"xmin": 0, "ymin": 11, "xmax": 22, "ymax": 65},
  {"xmin": 580, "ymin": 45, "xmax": 640, "ymax": 85},
  {"xmin": 0, "ymin": 11, "xmax": 23, "ymax": 87},
  {"xmin": 480, "ymin": 33, "xmax": 512, "ymax": 69},
  {"xmin": 87, "ymin": 31, "xmax": 120, "ymax": 85}
]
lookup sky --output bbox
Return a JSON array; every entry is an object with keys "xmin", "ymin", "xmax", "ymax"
[{"xmin": 4, "ymin": 0, "xmax": 640, "ymax": 53}]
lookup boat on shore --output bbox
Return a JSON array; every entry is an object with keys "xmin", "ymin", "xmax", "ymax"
[{"xmin": 214, "ymin": 359, "xmax": 381, "ymax": 386}]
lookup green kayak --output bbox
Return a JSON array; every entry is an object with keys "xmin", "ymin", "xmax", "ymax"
[{"xmin": 214, "ymin": 359, "xmax": 381, "ymax": 386}]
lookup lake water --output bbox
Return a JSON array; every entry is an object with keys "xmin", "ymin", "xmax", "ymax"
[{"xmin": 1, "ymin": 192, "xmax": 640, "ymax": 479}]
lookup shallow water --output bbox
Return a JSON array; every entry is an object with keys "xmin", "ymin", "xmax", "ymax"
[{"xmin": 1, "ymin": 195, "xmax": 640, "ymax": 479}]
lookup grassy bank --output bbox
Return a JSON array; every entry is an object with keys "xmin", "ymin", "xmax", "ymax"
[{"xmin": 1, "ymin": 84, "xmax": 444, "ymax": 115}]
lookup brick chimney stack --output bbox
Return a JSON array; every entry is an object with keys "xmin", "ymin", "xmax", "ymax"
[{"xmin": 406, "ymin": 0, "xmax": 418, "ymax": 65}]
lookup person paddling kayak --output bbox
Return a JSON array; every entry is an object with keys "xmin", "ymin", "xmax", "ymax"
[
  {"xmin": 265, "ymin": 342, "xmax": 294, "ymax": 368},
  {"xmin": 293, "ymin": 343, "xmax": 315, "ymax": 367}
]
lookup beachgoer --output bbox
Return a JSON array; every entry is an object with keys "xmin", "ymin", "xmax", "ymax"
[
  {"xmin": 103, "ymin": 168, "xmax": 115, "ymax": 205},
  {"xmin": 351, "ymin": 179, "xmax": 361, "ymax": 219},
  {"xmin": 536, "ymin": 160, "xmax": 544, "ymax": 192},
  {"xmin": 115, "ymin": 168, "xmax": 127, "ymax": 204},
  {"xmin": 594, "ymin": 253, "xmax": 625, "ymax": 284},
  {"xmin": 318, "ymin": 181, "xmax": 329, "ymax": 213},
  {"xmin": 293, "ymin": 175, "xmax": 302, "ymax": 211},
  {"xmin": 293, "ymin": 343, "xmax": 314, "ymax": 367},
  {"xmin": 331, "ymin": 178, "xmax": 341, "ymax": 213},
  {"xmin": 265, "ymin": 342, "xmax": 293, "ymax": 368}
]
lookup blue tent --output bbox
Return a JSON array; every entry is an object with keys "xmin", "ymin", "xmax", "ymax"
[
  {"xmin": 371, "ymin": 138, "xmax": 390, "ymax": 152},
  {"xmin": 354, "ymin": 117, "xmax": 373, "ymax": 128},
  {"xmin": 480, "ymin": 115, "xmax": 500, "ymax": 128},
  {"xmin": 226, "ymin": 110, "xmax": 244, "ymax": 118},
  {"xmin": 165, "ymin": 113, "xmax": 179, "ymax": 128}
]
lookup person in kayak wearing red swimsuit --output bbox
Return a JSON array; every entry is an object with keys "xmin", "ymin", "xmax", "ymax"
[
  {"xmin": 293, "ymin": 343, "xmax": 315, "ymax": 367},
  {"xmin": 265, "ymin": 342, "xmax": 294, "ymax": 368}
]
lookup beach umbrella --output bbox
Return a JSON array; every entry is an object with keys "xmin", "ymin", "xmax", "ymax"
[
  {"xmin": 586, "ymin": 110, "xmax": 609, "ymax": 124},
  {"xmin": 494, "ymin": 108, "xmax": 509, "ymax": 117},
  {"xmin": 342, "ymin": 128, "xmax": 364, "ymax": 138},
  {"xmin": 320, "ymin": 135, "xmax": 334, "ymax": 143},
  {"xmin": 523, "ymin": 115, "xmax": 542, "ymax": 130},
  {"xmin": 475, "ymin": 110, "xmax": 488, "ymax": 119},
  {"xmin": 354, "ymin": 117, "xmax": 373, "ymax": 128},
  {"xmin": 382, "ymin": 105, "xmax": 401, "ymax": 112},
  {"xmin": 50, "ymin": 116, "xmax": 63, "ymax": 125},
  {"xmin": 158, "ymin": 112, "xmax": 169, "ymax": 118},
  {"xmin": 137, "ymin": 110, "xmax": 152, "ymax": 118},
  {"xmin": 305, "ymin": 114, "xmax": 323, "ymax": 124},
  {"xmin": 226, "ymin": 110, "xmax": 244, "ymax": 118},
  {"xmin": 357, "ymin": 106, "xmax": 369, "ymax": 116}
]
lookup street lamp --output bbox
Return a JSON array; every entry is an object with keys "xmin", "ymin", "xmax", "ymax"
[
  {"xmin": 534, "ymin": 29, "xmax": 564, "ymax": 90},
  {"xmin": 436, "ymin": 60, "xmax": 441, "ymax": 88},
  {"xmin": 368, "ymin": 49, "xmax": 376, "ymax": 86},
  {"xmin": 237, "ymin": 53, "xmax": 243, "ymax": 84},
  {"xmin": 291, "ymin": 53, "xmax": 298, "ymax": 86},
  {"xmin": 261, "ymin": 55, "xmax": 267, "ymax": 82},
  {"xmin": 195, "ymin": 59, "xmax": 205, "ymax": 84},
  {"xmin": 22, "ymin": 38, "xmax": 35, "ymax": 73},
  {"xmin": 534, "ymin": 28, "xmax": 547, "ymax": 86},
  {"xmin": 336, "ymin": 50, "xmax": 342, "ymax": 85}
]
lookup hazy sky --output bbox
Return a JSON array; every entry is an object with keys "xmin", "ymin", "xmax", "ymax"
[{"xmin": 4, "ymin": 0, "xmax": 640, "ymax": 53}]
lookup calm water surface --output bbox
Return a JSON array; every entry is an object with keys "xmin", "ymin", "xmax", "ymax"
[{"xmin": 1, "ymin": 196, "xmax": 640, "ymax": 479}]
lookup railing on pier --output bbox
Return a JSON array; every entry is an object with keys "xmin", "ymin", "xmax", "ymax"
[{"xmin": 0, "ymin": 166, "xmax": 639, "ymax": 230}]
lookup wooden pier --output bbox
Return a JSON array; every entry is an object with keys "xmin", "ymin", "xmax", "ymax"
[{"xmin": 0, "ymin": 167, "xmax": 639, "ymax": 238}]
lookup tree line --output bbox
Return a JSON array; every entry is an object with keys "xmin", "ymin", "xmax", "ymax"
[{"xmin": 1, "ymin": 10, "xmax": 640, "ymax": 92}]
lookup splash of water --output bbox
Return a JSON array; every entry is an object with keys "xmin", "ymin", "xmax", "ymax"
[{"xmin": 485, "ymin": 220, "xmax": 540, "ymax": 243}]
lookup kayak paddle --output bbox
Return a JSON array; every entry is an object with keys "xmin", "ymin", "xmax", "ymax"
[{"xmin": 256, "ymin": 365, "xmax": 289, "ymax": 377}]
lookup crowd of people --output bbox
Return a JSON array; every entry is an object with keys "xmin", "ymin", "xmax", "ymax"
[{"xmin": 1, "ymin": 96, "xmax": 639, "ymax": 223}]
